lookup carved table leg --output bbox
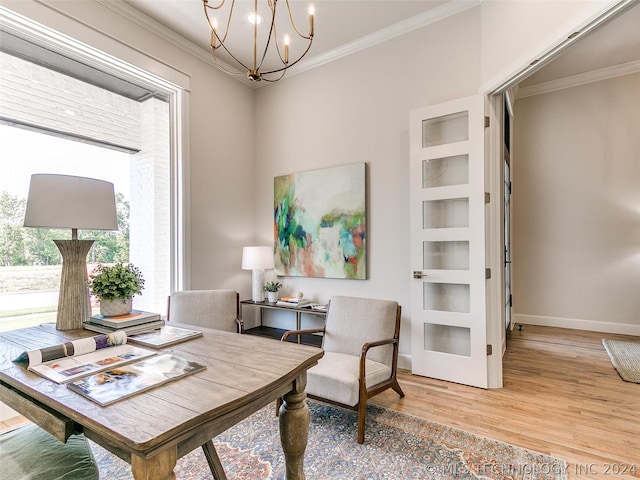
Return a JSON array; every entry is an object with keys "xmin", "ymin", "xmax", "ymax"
[
  {"xmin": 279, "ymin": 373, "xmax": 309, "ymax": 480},
  {"xmin": 131, "ymin": 447, "xmax": 177, "ymax": 480}
]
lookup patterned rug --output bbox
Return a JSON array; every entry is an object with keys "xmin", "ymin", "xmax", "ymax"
[
  {"xmin": 90, "ymin": 401, "xmax": 567, "ymax": 479},
  {"xmin": 602, "ymin": 339, "xmax": 640, "ymax": 383}
]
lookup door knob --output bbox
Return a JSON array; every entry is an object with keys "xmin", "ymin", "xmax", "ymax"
[{"xmin": 413, "ymin": 271, "xmax": 428, "ymax": 279}]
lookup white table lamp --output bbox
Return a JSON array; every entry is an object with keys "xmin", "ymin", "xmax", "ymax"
[
  {"xmin": 242, "ymin": 246, "xmax": 275, "ymax": 302},
  {"xmin": 24, "ymin": 174, "xmax": 118, "ymax": 330}
]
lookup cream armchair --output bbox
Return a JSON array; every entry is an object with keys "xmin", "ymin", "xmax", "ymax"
[
  {"xmin": 282, "ymin": 295, "xmax": 404, "ymax": 444},
  {"xmin": 167, "ymin": 289, "xmax": 242, "ymax": 333}
]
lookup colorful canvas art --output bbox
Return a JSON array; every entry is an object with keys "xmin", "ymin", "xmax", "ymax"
[{"xmin": 274, "ymin": 163, "xmax": 366, "ymax": 279}]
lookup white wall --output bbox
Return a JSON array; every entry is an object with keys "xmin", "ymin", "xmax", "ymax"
[{"xmin": 512, "ymin": 72, "xmax": 640, "ymax": 335}]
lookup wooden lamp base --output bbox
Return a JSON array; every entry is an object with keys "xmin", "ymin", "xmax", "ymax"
[{"xmin": 54, "ymin": 239, "xmax": 94, "ymax": 330}]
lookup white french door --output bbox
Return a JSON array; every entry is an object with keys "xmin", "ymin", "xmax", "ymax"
[{"xmin": 409, "ymin": 95, "xmax": 488, "ymax": 388}]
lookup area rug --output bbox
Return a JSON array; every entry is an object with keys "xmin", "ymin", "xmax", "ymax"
[
  {"xmin": 90, "ymin": 401, "xmax": 567, "ymax": 479},
  {"xmin": 602, "ymin": 339, "xmax": 640, "ymax": 383}
]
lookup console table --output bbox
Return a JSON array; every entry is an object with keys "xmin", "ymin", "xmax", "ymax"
[{"xmin": 240, "ymin": 300, "xmax": 326, "ymax": 346}]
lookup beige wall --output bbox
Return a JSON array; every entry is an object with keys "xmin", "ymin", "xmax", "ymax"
[{"xmin": 512, "ymin": 72, "xmax": 640, "ymax": 335}]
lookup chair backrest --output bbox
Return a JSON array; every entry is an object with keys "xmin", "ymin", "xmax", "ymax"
[
  {"xmin": 323, "ymin": 295, "xmax": 400, "ymax": 366},
  {"xmin": 168, "ymin": 289, "xmax": 239, "ymax": 332}
]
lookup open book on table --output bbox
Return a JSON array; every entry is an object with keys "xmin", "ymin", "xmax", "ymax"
[
  {"xmin": 14, "ymin": 332, "xmax": 156, "ymax": 384},
  {"xmin": 66, "ymin": 354, "xmax": 206, "ymax": 406}
]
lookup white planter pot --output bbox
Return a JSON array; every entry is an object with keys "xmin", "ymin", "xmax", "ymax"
[
  {"xmin": 99, "ymin": 297, "xmax": 132, "ymax": 317},
  {"xmin": 267, "ymin": 291, "xmax": 279, "ymax": 303}
]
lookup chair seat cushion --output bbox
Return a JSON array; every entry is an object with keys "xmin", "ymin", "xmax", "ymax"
[
  {"xmin": 0, "ymin": 424, "xmax": 99, "ymax": 480},
  {"xmin": 306, "ymin": 352, "xmax": 392, "ymax": 406}
]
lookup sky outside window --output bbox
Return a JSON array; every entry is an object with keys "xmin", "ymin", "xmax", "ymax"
[{"xmin": 0, "ymin": 124, "xmax": 130, "ymax": 199}]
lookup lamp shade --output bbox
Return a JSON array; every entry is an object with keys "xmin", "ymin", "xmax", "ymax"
[
  {"xmin": 24, "ymin": 174, "xmax": 118, "ymax": 231},
  {"xmin": 241, "ymin": 246, "xmax": 274, "ymax": 270}
]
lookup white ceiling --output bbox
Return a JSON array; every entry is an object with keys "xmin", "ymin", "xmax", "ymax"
[{"xmin": 119, "ymin": 0, "xmax": 640, "ymax": 87}]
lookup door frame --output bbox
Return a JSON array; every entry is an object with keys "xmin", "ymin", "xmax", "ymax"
[{"xmin": 481, "ymin": 1, "xmax": 638, "ymax": 388}]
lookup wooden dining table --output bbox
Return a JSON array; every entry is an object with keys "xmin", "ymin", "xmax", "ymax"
[{"xmin": 0, "ymin": 322, "xmax": 323, "ymax": 480}]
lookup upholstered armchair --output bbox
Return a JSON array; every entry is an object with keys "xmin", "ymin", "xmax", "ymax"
[
  {"xmin": 167, "ymin": 289, "xmax": 242, "ymax": 333},
  {"xmin": 166, "ymin": 289, "xmax": 241, "ymax": 479},
  {"xmin": 282, "ymin": 295, "xmax": 404, "ymax": 443}
]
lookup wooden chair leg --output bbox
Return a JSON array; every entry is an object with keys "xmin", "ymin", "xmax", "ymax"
[
  {"xmin": 357, "ymin": 401, "xmax": 367, "ymax": 444},
  {"xmin": 201, "ymin": 440, "xmax": 228, "ymax": 480},
  {"xmin": 391, "ymin": 379, "xmax": 405, "ymax": 398}
]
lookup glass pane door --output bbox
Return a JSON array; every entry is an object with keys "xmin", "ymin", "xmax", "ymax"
[{"xmin": 410, "ymin": 95, "xmax": 488, "ymax": 388}]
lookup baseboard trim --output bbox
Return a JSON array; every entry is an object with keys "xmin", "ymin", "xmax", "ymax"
[
  {"xmin": 398, "ymin": 354, "xmax": 412, "ymax": 371},
  {"xmin": 513, "ymin": 314, "xmax": 640, "ymax": 336}
]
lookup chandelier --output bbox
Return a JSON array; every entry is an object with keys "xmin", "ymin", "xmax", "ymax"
[{"xmin": 203, "ymin": 0, "xmax": 315, "ymax": 83}]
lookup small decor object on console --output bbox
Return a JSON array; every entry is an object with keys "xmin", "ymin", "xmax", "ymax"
[
  {"xmin": 90, "ymin": 263, "xmax": 145, "ymax": 317},
  {"xmin": 263, "ymin": 281, "xmax": 282, "ymax": 303}
]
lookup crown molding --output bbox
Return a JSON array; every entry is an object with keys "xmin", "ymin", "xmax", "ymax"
[
  {"xmin": 97, "ymin": 0, "xmax": 481, "ymax": 89},
  {"xmin": 286, "ymin": 0, "xmax": 482, "ymax": 78},
  {"xmin": 516, "ymin": 59, "xmax": 640, "ymax": 98},
  {"xmin": 96, "ymin": 0, "xmax": 216, "ymax": 66}
]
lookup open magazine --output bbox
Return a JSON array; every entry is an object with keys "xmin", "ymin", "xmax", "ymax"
[
  {"xmin": 14, "ymin": 332, "xmax": 156, "ymax": 384},
  {"xmin": 67, "ymin": 354, "xmax": 206, "ymax": 406}
]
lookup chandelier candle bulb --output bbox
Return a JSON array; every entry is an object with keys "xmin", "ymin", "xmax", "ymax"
[
  {"xmin": 309, "ymin": 6, "xmax": 314, "ymax": 36},
  {"xmin": 284, "ymin": 35, "xmax": 290, "ymax": 63}
]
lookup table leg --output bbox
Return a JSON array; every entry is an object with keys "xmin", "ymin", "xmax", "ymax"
[
  {"xmin": 131, "ymin": 447, "xmax": 177, "ymax": 480},
  {"xmin": 279, "ymin": 374, "xmax": 309, "ymax": 480}
]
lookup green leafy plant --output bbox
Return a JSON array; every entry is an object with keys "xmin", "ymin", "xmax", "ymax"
[
  {"xmin": 89, "ymin": 263, "xmax": 145, "ymax": 301},
  {"xmin": 263, "ymin": 281, "xmax": 282, "ymax": 292}
]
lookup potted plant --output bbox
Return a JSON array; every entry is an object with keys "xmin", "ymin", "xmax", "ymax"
[
  {"xmin": 90, "ymin": 263, "xmax": 145, "ymax": 316},
  {"xmin": 263, "ymin": 281, "xmax": 282, "ymax": 303}
]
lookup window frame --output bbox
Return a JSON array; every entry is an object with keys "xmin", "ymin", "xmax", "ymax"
[{"xmin": 0, "ymin": 6, "xmax": 189, "ymax": 293}]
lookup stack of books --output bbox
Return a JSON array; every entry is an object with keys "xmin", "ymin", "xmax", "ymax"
[
  {"xmin": 276, "ymin": 296, "xmax": 313, "ymax": 307},
  {"xmin": 84, "ymin": 310, "xmax": 164, "ymax": 335}
]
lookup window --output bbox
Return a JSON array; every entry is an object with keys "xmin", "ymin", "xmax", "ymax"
[{"xmin": 0, "ymin": 9, "xmax": 186, "ymax": 332}]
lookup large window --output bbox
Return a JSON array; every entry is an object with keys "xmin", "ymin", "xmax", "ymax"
[
  {"xmin": 0, "ymin": 9, "xmax": 186, "ymax": 332},
  {"xmin": 0, "ymin": 124, "xmax": 133, "ymax": 330}
]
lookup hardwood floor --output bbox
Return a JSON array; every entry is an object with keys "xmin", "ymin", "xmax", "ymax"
[{"xmin": 372, "ymin": 325, "xmax": 640, "ymax": 480}]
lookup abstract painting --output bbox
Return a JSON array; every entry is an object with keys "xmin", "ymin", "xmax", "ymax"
[{"xmin": 274, "ymin": 163, "xmax": 366, "ymax": 279}]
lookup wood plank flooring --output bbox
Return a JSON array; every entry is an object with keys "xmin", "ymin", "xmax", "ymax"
[{"xmin": 371, "ymin": 325, "xmax": 640, "ymax": 479}]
